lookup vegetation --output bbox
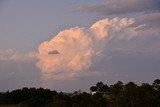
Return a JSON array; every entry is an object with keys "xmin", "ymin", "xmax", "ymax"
[
  {"xmin": 0, "ymin": 105, "xmax": 18, "ymax": 107},
  {"xmin": 0, "ymin": 79, "xmax": 160, "ymax": 107}
]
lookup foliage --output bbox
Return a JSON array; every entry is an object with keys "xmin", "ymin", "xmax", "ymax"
[
  {"xmin": 0, "ymin": 79, "xmax": 160, "ymax": 107},
  {"xmin": 0, "ymin": 105, "xmax": 18, "ymax": 107}
]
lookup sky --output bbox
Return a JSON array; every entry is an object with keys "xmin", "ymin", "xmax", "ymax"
[{"xmin": 0, "ymin": 0, "xmax": 160, "ymax": 92}]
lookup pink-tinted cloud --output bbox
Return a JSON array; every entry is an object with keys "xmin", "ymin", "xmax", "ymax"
[{"xmin": 37, "ymin": 18, "xmax": 135, "ymax": 80}]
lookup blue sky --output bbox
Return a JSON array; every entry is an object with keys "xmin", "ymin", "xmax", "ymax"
[
  {"xmin": 0, "ymin": 0, "xmax": 160, "ymax": 92},
  {"xmin": 0, "ymin": 0, "xmax": 104, "ymax": 52}
]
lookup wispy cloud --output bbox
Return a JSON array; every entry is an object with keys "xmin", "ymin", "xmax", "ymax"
[
  {"xmin": 78, "ymin": 0, "xmax": 160, "ymax": 15},
  {"xmin": 0, "ymin": 50, "xmax": 40, "ymax": 91}
]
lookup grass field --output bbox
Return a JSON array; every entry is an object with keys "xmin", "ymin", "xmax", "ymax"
[{"xmin": 0, "ymin": 105, "xmax": 18, "ymax": 107}]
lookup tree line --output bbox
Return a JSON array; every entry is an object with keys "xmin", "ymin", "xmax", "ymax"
[{"xmin": 0, "ymin": 79, "xmax": 160, "ymax": 107}]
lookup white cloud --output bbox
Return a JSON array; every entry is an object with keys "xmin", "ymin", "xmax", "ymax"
[
  {"xmin": 0, "ymin": 49, "xmax": 38, "ymax": 61},
  {"xmin": 37, "ymin": 17, "xmax": 136, "ymax": 80}
]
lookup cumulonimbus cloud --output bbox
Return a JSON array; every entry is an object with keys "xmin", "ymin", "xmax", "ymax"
[
  {"xmin": 0, "ymin": 16, "xmax": 159, "ymax": 91},
  {"xmin": 37, "ymin": 18, "xmax": 135, "ymax": 80}
]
